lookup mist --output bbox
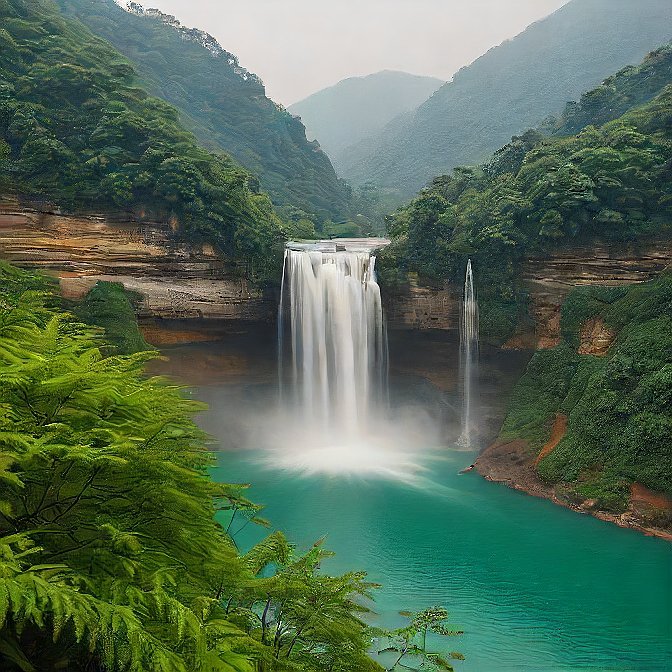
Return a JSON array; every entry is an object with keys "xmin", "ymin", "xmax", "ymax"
[{"xmin": 136, "ymin": 0, "xmax": 570, "ymax": 104}]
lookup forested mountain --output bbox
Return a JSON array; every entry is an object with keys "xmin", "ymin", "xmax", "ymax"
[
  {"xmin": 56, "ymin": 0, "xmax": 354, "ymax": 225},
  {"xmin": 0, "ymin": 0, "xmax": 285, "ymax": 280},
  {"xmin": 380, "ymin": 46, "xmax": 672, "ymax": 341},
  {"xmin": 339, "ymin": 0, "xmax": 672, "ymax": 198},
  {"xmin": 288, "ymin": 71, "xmax": 443, "ymax": 171}
]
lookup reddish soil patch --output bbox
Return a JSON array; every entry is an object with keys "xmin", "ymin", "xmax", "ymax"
[
  {"xmin": 631, "ymin": 483, "xmax": 672, "ymax": 511},
  {"xmin": 534, "ymin": 414, "xmax": 568, "ymax": 467},
  {"xmin": 578, "ymin": 317, "xmax": 615, "ymax": 356}
]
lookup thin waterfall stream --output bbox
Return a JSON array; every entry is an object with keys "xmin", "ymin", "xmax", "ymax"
[{"xmin": 458, "ymin": 259, "xmax": 479, "ymax": 448}]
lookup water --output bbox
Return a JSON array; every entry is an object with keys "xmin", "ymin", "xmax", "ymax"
[
  {"xmin": 458, "ymin": 259, "xmax": 479, "ymax": 448},
  {"xmin": 213, "ymin": 450, "xmax": 671, "ymax": 672},
  {"xmin": 278, "ymin": 240, "xmax": 388, "ymax": 433},
  {"xmin": 157, "ymin": 324, "xmax": 672, "ymax": 672},
  {"xmin": 152, "ymin": 335, "xmax": 671, "ymax": 672}
]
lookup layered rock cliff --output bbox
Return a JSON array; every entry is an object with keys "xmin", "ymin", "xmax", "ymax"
[
  {"xmin": 0, "ymin": 199, "xmax": 275, "ymax": 323},
  {"xmin": 385, "ymin": 241, "xmax": 672, "ymax": 337},
  {"xmin": 1, "ymin": 200, "xmax": 670, "ymax": 344}
]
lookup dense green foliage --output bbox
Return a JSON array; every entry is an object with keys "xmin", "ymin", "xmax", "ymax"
[
  {"xmin": 339, "ymin": 0, "xmax": 672, "ymax": 197},
  {"xmin": 500, "ymin": 274, "xmax": 672, "ymax": 512},
  {"xmin": 381, "ymin": 60, "xmax": 672, "ymax": 342},
  {"xmin": 552, "ymin": 44, "xmax": 672, "ymax": 136},
  {"xmin": 74, "ymin": 281, "xmax": 149, "ymax": 355},
  {"xmin": 288, "ymin": 71, "xmax": 443, "ymax": 171},
  {"xmin": 0, "ymin": 264, "xmax": 386, "ymax": 671},
  {"xmin": 0, "ymin": 0, "xmax": 285, "ymax": 280},
  {"xmin": 57, "ymin": 0, "xmax": 355, "ymax": 228}
]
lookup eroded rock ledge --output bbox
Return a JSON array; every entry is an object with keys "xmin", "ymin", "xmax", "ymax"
[
  {"xmin": 1, "ymin": 200, "xmax": 671, "ymax": 341},
  {"xmin": 475, "ymin": 437, "xmax": 672, "ymax": 541},
  {"xmin": 0, "ymin": 199, "xmax": 275, "ymax": 323}
]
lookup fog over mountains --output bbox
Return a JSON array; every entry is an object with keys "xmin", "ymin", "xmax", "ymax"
[
  {"xmin": 333, "ymin": 0, "xmax": 672, "ymax": 197},
  {"xmin": 289, "ymin": 71, "xmax": 443, "ymax": 172}
]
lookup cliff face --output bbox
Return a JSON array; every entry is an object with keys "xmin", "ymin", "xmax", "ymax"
[
  {"xmin": 383, "ymin": 279, "xmax": 458, "ymax": 331},
  {"xmin": 386, "ymin": 240, "xmax": 672, "ymax": 338},
  {"xmin": 0, "ymin": 200, "xmax": 275, "ymax": 323},
  {"xmin": 2, "ymin": 201, "xmax": 670, "ymax": 343},
  {"xmin": 520, "ymin": 242, "xmax": 672, "ymax": 349}
]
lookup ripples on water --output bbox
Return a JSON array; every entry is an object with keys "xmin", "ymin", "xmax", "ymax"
[{"xmin": 153, "ymin": 336, "xmax": 672, "ymax": 672}]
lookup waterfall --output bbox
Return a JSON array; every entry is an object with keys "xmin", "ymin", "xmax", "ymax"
[
  {"xmin": 278, "ymin": 240, "xmax": 388, "ymax": 435},
  {"xmin": 458, "ymin": 259, "xmax": 479, "ymax": 448}
]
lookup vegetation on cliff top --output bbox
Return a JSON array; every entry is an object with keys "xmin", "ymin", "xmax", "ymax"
[
  {"xmin": 0, "ymin": 0, "xmax": 285, "ymax": 281},
  {"xmin": 337, "ymin": 0, "xmax": 672, "ymax": 197},
  {"xmin": 500, "ymin": 274, "xmax": 672, "ymax": 514},
  {"xmin": 380, "ymin": 46, "xmax": 672, "ymax": 343},
  {"xmin": 56, "ymin": 0, "xmax": 356, "ymax": 228}
]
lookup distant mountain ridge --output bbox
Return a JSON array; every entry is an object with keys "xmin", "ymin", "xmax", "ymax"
[
  {"xmin": 338, "ymin": 0, "xmax": 672, "ymax": 197},
  {"xmin": 58, "ymin": 0, "xmax": 354, "ymax": 225},
  {"xmin": 288, "ymin": 71, "xmax": 443, "ymax": 171}
]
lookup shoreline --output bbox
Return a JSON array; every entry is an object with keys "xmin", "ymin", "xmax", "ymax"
[{"xmin": 475, "ymin": 439, "xmax": 672, "ymax": 543}]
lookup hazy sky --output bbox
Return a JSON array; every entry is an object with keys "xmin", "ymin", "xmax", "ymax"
[{"xmin": 140, "ymin": 0, "xmax": 571, "ymax": 105}]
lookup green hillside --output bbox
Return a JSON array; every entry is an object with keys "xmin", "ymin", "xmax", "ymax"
[
  {"xmin": 500, "ymin": 273, "xmax": 672, "ymax": 514},
  {"xmin": 57, "ymin": 0, "xmax": 354, "ymax": 225},
  {"xmin": 0, "ymin": 0, "xmax": 285, "ymax": 280},
  {"xmin": 339, "ymin": 0, "xmax": 672, "ymax": 198},
  {"xmin": 380, "ymin": 50, "xmax": 672, "ymax": 343}
]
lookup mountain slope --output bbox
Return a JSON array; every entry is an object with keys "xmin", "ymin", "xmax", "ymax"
[
  {"xmin": 380, "ymin": 50, "xmax": 672, "ymax": 340},
  {"xmin": 57, "ymin": 0, "xmax": 353, "ymax": 224},
  {"xmin": 551, "ymin": 42, "xmax": 672, "ymax": 135},
  {"xmin": 339, "ymin": 0, "xmax": 672, "ymax": 197},
  {"xmin": 0, "ymin": 0, "xmax": 283, "ymax": 279},
  {"xmin": 288, "ymin": 71, "xmax": 443, "ymax": 170}
]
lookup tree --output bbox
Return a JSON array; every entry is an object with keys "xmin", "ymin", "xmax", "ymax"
[{"xmin": 375, "ymin": 607, "xmax": 464, "ymax": 671}]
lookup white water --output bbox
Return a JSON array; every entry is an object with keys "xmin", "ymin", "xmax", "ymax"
[
  {"xmin": 458, "ymin": 259, "xmax": 479, "ymax": 448},
  {"xmin": 278, "ymin": 240, "xmax": 388, "ymax": 435},
  {"xmin": 267, "ymin": 238, "xmax": 445, "ymax": 482}
]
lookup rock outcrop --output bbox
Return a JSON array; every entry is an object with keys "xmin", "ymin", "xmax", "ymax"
[
  {"xmin": 0, "ymin": 199, "xmax": 275, "ymax": 323},
  {"xmin": 577, "ymin": 317, "xmax": 615, "ymax": 356},
  {"xmin": 522, "ymin": 242, "xmax": 672, "ymax": 348}
]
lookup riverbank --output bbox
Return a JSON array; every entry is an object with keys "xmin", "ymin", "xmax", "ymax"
[{"xmin": 475, "ymin": 438, "xmax": 672, "ymax": 542}]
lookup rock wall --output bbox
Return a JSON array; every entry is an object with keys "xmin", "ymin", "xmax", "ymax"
[
  {"xmin": 386, "ymin": 241, "xmax": 672, "ymax": 340},
  {"xmin": 521, "ymin": 242, "xmax": 672, "ymax": 348},
  {"xmin": 383, "ymin": 278, "xmax": 459, "ymax": 331},
  {"xmin": 1, "ymin": 200, "xmax": 670, "ymax": 343},
  {"xmin": 0, "ymin": 199, "xmax": 275, "ymax": 322}
]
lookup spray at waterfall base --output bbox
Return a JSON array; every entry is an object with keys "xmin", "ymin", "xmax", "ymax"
[{"xmin": 249, "ymin": 241, "xmax": 472, "ymax": 480}]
